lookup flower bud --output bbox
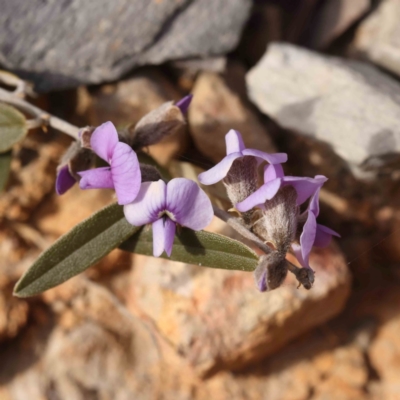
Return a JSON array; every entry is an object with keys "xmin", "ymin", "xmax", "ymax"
[
  {"xmin": 79, "ymin": 126, "xmax": 96, "ymax": 149},
  {"xmin": 59, "ymin": 141, "xmax": 94, "ymax": 181},
  {"xmin": 254, "ymin": 252, "xmax": 288, "ymax": 291},
  {"xmin": 140, "ymin": 163, "xmax": 162, "ymax": 182},
  {"xmin": 223, "ymin": 156, "xmax": 258, "ymax": 225},
  {"xmin": 253, "ymin": 185, "xmax": 298, "ymax": 254},
  {"xmin": 128, "ymin": 101, "xmax": 186, "ymax": 150}
]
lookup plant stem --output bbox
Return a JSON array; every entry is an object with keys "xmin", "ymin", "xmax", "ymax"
[
  {"xmin": 0, "ymin": 87, "xmax": 79, "ymax": 139},
  {"xmin": 212, "ymin": 205, "xmax": 272, "ymax": 254}
]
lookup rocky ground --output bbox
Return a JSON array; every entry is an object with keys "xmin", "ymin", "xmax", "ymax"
[{"xmin": 1, "ymin": 1, "xmax": 400, "ymax": 399}]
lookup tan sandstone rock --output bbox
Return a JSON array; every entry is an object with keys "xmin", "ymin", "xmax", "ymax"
[
  {"xmin": 189, "ymin": 70, "xmax": 276, "ymax": 164},
  {"xmin": 127, "ymin": 236, "xmax": 351, "ymax": 376}
]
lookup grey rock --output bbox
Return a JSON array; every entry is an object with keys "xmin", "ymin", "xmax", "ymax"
[
  {"xmin": 246, "ymin": 43, "xmax": 400, "ymax": 174},
  {"xmin": 354, "ymin": 0, "xmax": 400, "ymax": 78},
  {"xmin": 0, "ymin": 0, "xmax": 251, "ymax": 91}
]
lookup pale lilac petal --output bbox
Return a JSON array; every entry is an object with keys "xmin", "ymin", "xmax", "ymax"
[
  {"xmin": 164, "ymin": 218, "xmax": 176, "ymax": 256},
  {"xmin": 198, "ymin": 153, "xmax": 241, "ymax": 185},
  {"xmin": 175, "ymin": 94, "xmax": 193, "ymax": 114},
  {"xmin": 257, "ymin": 269, "xmax": 267, "ymax": 292},
  {"xmin": 152, "ymin": 218, "xmax": 166, "ymax": 257},
  {"xmin": 236, "ymin": 178, "xmax": 282, "ymax": 212},
  {"xmin": 111, "ymin": 142, "xmax": 141, "ymax": 205},
  {"xmin": 90, "ymin": 121, "xmax": 119, "ymax": 162},
  {"xmin": 281, "ymin": 176, "xmax": 325, "ymax": 206},
  {"xmin": 225, "ymin": 129, "xmax": 246, "ymax": 155},
  {"xmin": 242, "ymin": 149, "xmax": 288, "ymax": 164},
  {"xmin": 78, "ymin": 167, "xmax": 114, "ymax": 189},
  {"xmin": 166, "ymin": 178, "xmax": 213, "ymax": 230},
  {"xmin": 308, "ymin": 176, "xmax": 327, "ymax": 215},
  {"xmin": 300, "ymin": 211, "xmax": 317, "ymax": 268},
  {"xmin": 56, "ymin": 165, "xmax": 76, "ymax": 195},
  {"xmin": 123, "ymin": 180, "xmax": 166, "ymax": 226},
  {"xmin": 264, "ymin": 163, "xmax": 284, "ymax": 182},
  {"xmin": 314, "ymin": 224, "xmax": 340, "ymax": 247},
  {"xmin": 152, "ymin": 218, "xmax": 176, "ymax": 257},
  {"xmin": 309, "ymin": 187, "xmax": 322, "ymax": 216},
  {"xmin": 292, "ymin": 243, "xmax": 308, "ymax": 269}
]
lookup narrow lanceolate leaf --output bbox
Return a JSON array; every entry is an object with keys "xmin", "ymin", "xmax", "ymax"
[
  {"xmin": 0, "ymin": 103, "xmax": 28, "ymax": 153},
  {"xmin": 120, "ymin": 228, "xmax": 259, "ymax": 271},
  {"xmin": 14, "ymin": 203, "xmax": 140, "ymax": 298},
  {"xmin": 0, "ymin": 151, "xmax": 12, "ymax": 191}
]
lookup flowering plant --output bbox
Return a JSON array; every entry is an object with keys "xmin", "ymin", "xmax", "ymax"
[{"xmin": 0, "ymin": 74, "xmax": 338, "ymax": 298}]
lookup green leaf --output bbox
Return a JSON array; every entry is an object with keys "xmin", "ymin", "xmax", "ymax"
[
  {"xmin": 0, "ymin": 103, "xmax": 28, "ymax": 153},
  {"xmin": 0, "ymin": 151, "xmax": 12, "ymax": 191},
  {"xmin": 14, "ymin": 203, "xmax": 140, "ymax": 298},
  {"xmin": 120, "ymin": 227, "xmax": 259, "ymax": 271}
]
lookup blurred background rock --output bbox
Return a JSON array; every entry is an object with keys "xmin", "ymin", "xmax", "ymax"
[{"xmin": 1, "ymin": 0, "xmax": 400, "ymax": 399}]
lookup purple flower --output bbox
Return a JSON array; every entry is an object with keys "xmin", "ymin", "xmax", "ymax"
[
  {"xmin": 78, "ymin": 121, "xmax": 141, "ymax": 205},
  {"xmin": 56, "ymin": 165, "xmax": 76, "ymax": 195},
  {"xmin": 237, "ymin": 164, "xmax": 339, "ymax": 270},
  {"xmin": 175, "ymin": 94, "xmax": 193, "ymax": 114},
  {"xmin": 198, "ymin": 130, "xmax": 288, "ymax": 185},
  {"xmin": 123, "ymin": 178, "xmax": 213, "ymax": 257}
]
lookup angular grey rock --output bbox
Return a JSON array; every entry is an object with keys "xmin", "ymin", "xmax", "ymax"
[
  {"xmin": 354, "ymin": 0, "xmax": 400, "ymax": 78},
  {"xmin": 246, "ymin": 43, "xmax": 400, "ymax": 174},
  {"xmin": 0, "ymin": 0, "xmax": 251, "ymax": 91}
]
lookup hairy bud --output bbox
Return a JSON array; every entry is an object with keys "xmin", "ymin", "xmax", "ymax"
[
  {"xmin": 79, "ymin": 126, "xmax": 96, "ymax": 149},
  {"xmin": 254, "ymin": 252, "xmax": 288, "ymax": 292},
  {"xmin": 140, "ymin": 163, "xmax": 162, "ymax": 182},
  {"xmin": 59, "ymin": 141, "xmax": 94, "ymax": 180},
  {"xmin": 253, "ymin": 185, "xmax": 298, "ymax": 254},
  {"xmin": 290, "ymin": 266, "xmax": 315, "ymax": 290},
  {"xmin": 223, "ymin": 156, "xmax": 258, "ymax": 225},
  {"xmin": 127, "ymin": 101, "xmax": 186, "ymax": 150}
]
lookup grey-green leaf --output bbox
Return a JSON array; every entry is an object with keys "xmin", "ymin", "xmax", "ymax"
[
  {"xmin": 14, "ymin": 203, "xmax": 140, "ymax": 298},
  {"xmin": 120, "ymin": 228, "xmax": 259, "ymax": 271},
  {"xmin": 0, "ymin": 103, "xmax": 28, "ymax": 153},
  {"xmin": 0, "ymin": 151, "xmax": 12, "ymax": 191}
]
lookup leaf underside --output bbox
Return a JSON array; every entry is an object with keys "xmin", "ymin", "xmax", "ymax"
[
  {"xmin": 120, "ymin": 227, "xmax": 259, "ymax": 272},
  {"xmin": 0, "ymin": 103, "xmax": 28, "ymax": 153},
  {"xmin": 14, "ymin": 203, "xmax": 140, "ymax": 298}
]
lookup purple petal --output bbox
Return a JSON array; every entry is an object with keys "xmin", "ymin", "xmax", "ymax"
[
  {"xmin": 281, "ymin": 175, "xmax": 327, "ymax": 206},
  {"xmin": 225, "ymin": 129, "xmax": 246, "ymax": 155},
  {"xmin": 152, "ymin": 218, "xmax": 165, "ymax": 257},
  {"xmin": 264, "ymin": 163, "xmax": 284, "ymax": 183},
  {"xmin": 292, "ymin": 243, "xmax": 308, "ymax": 269},
  {"xmin": 90, "ymin": 121, "xmax": 119, "ymax": 162},
  {"xmin": 236, "ymin": 178, "xmax": 282, "ymax": 212},
  {"xmin": 111, "ymin": 142, "xmax": 141, "ymax": 205},
  {"xmin": 299, "ymin": 211, "xmax": 317, "ymax": 268},
  {"xmin": 56, "ymin": 165, "xmax": 76, "ymax": 195},
  {"xmin": 123, "ymin": 180, "xmax": 167, "ymax": 226},
  {"xmin": 308, "ymin": 176, "xmax": 327, "ymax": 216},
  {"xmin": 175, "ymin": 94, "xmax": 193, "ymax": 114},
  {"xmin": 314, "ymin": 224, "xmax": 340, "ymax": 247},
  {"xmin": 242, "ymin": 149, "xmax": 288, "ymax": 165},
  {"xmin": 198, "ymin": 153, "xmax": 241, "ymax": 185},
  {"xmin": 152, "ymin": 217, "xmax": 176, "ymax": 257},
  {"xmin": 78, "ymin": 167, "xmax": 114, "ymax": 189},
  {"xmin": 166, "ymin": 178, "xmax": 213, "ymax": 230},
  {"xmin": 257, "ymin": 269, "xmax": 267, "ymax": 292}
]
